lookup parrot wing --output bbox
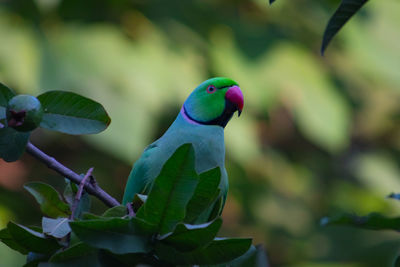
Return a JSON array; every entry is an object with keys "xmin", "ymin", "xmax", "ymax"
[{"xmin": 122, "ymin": 142, "xmax": 160, "ymax": 204}]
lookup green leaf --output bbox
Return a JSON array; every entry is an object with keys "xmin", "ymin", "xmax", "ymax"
[
  {"xmin": 136, "ymin": 144, "xmax": 199, "ymax": 235},
  {"xmin": 0, "ymin": 227, "xmax": 29, "ymax": 254},
  {"xmin": 321, "ymin": 213, "xmax": 400, "ymax": 231},
  {"xmin": 321, "ymin": 0, "xmax": 369, "ymax": 55},
  {"xmin": 29, "ymin": 226, "xmax": 44, "ymax": 233},
  {"xmin": 37, "ymin": 91, "xmax": 111, "ymax": 135},
  {"xmin": 0, "ymin": 127, "xmax": 30, "ymax": 162},
  {"xmin": 185, "ymin": 167, "xmax": 221, "ymax": 223},
  {"xmin": 155, "ymin": 237, "xmax": 252, "ymax": 265},
  {"xmin": 102, "ymin": 205, "xmax": 127, "ymax": 218},
  {"xmin": 45, "ymin": 242, "xmax": 100, "ymax": 267},
  {"xmin": 25, "ymin": 252, "xmax": 50, "ymax": 267},
  {"xmin": 63, "ymin": 180, "xmax": 91, "ymax": 219},
  {"xmin": 42, "ymin": 217, "xmax": 71, "ymax": 239},
  {"xmin": 7, "ymin": 222, "xmax": 61, "ymax": 254},
  {"xmin": 223, "ymin": 245, "xmax": 270, "ymax": 267},
  {"xmin": 0, "ymin": 83, "xmax": 16, "ymax": 119},
  {"xmin": 160, "ymin": 218, "xmax": 222, "ymax": 252},
  {"xmin": 49, "ymin": 242, "xmax": 96, "ymax": 262},
  {"xmin": 69, "ymin": 217, "xmax": 155, "ymax": 254},
  {"xmin": 24, "ymin": 182, "xmax": 71, "ymax": 218}
]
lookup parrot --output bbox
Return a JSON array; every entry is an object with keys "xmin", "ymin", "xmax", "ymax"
[{"xmin": 122, "ymin": 77, "xmax": 244, "ymax": 222}]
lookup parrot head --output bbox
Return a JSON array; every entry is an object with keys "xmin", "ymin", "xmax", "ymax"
[{"xmin": 183, "ymin": 77, "xmax": 244, "ymax": 128}]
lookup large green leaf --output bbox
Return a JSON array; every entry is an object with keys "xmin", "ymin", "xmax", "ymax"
[
  {"xmin": 24, "ymin": 182, "xmax": 71, "ymax": 218},
  {"xmin": 69, "ymin": 217, "xmax": 154, "ymax": 254},
  {"xmin": 185, "ymin": 167, "xmax": 221, "ymax": 223},
  {"xmin": 136, "ymin": 144, "xmax": 199, "ymax": 235},
  {"xmin": 155, "ymin": 237, "xmax": 252, "ymax": 265},
  {"xmin": 37, "ymin": 91, "xmax": 111, "ymax": 135},
  {"xmin": 321, "ymin": 212, "xmax": 400, "ymax": 231},
  {"xmin": 0, "ymin": 83, "xmax": 15, "ymax": 119},
  {"xmin": 7, "ymin": 222, "xmax": 61, "ymax": 254},
  {"xmin": 160, "ymin": 218, "xmax": 222, "ymax": 252},
  {"xmin": 0, "ymin": 227, "xmax": 29, "ymax": 254},
  {"xmin": 48, "ymin": 242, "xmax": 98, "ymax": 267},
  {"xmin": 321, "ymin": 0, "xmax": 369, "ymax": 55},
  {"xmin": 221, "ymin": 245, "xmax": 270, "ymax": 267},
  {"xmin": 0, "ymin": 127, "xmax": 30, "ymax": 162},
  {"xmin": 42, "ymin": 217, "xmax": 71, "ymax": 239}
]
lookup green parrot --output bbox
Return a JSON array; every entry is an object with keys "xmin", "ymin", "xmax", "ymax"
[{"xmin": 122, "ymin": 77, "xmax": 244, "ymax": 222}]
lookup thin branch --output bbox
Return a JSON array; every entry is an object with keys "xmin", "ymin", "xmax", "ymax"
[
  {"xmin": 25, "ymin": 142, "xmax": 120, "ymax": 207},
  {"xmin": 0, "ymin": 122, "xmax": 120, "ymax": 207},
  {"xmin": 70, "ymin": 167, "xmax": 94, "ymax": 220}
]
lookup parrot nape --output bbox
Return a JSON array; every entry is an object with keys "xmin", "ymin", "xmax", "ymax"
[{"xmin": 122, "ymin": 77, "xmax": 244, "ymax": 223}]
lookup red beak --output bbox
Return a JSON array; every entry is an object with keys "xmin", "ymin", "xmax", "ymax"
[{"xmin": 225, "ymin": 85, "xmax": 244, "ymax": 116}]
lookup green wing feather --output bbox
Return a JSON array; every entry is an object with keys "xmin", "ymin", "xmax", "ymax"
[{"xmin": 122, "ymin": 143, "xmax": 158, "ymax": 204}]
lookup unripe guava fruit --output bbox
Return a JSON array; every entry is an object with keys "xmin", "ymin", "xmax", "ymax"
[{"xmin": 6, "ymin": 95, "xmax": 43, "ymax": 132}]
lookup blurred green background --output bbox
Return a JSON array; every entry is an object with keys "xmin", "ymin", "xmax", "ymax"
[{"xmin": 1, "ymin": 0, "xmax": 400, "ymax": 266}]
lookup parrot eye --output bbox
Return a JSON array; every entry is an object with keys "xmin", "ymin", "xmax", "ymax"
[{"xmin": 206, "ymin": 85, "xmax": 216, "ymax": 94}]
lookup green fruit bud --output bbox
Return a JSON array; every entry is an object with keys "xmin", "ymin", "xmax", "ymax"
[{"xmin": 6, "ymin": 95, "xmax": 43, "ymax": 132}]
